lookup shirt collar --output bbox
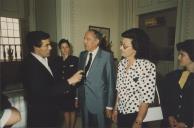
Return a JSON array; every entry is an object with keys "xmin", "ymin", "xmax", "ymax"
[
  {"xmin": 122, "ymin": 58, "xmax": 138, "ymax": 70},
  {"xmin": 31, "ymin": 52, "xmax": 48, "ymax": 62},
  {"xmin": 88, "ymin": 46, "xmax": 99, "ymax": 56}
]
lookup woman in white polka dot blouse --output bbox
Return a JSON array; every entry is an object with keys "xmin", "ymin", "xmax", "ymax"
[{"xmin": 112, "ymin": 28, "xmax": 156, "ymax": 128}]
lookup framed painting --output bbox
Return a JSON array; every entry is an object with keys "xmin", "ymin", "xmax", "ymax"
[{"xmin": 89, "ymin": 25, "xmax": 110, "ymax": 42}]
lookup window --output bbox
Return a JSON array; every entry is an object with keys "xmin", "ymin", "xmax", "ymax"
[{"xmin": 0, "ymin": 17, "xmax": 22, "ymax": 61}]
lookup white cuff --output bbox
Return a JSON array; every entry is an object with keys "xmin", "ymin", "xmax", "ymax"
[
  {"xmin": 0, "ymin": 109, "xmax": 12, "ymax": 128},
  {"xmin": 106, "ymin": 107, "xmax": 113, "ymax": 110}
]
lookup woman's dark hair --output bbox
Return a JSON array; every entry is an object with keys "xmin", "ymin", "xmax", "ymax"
[
  {"xmin": 88, "ymin": 29, "xmax": 112, "ymax": 53},
  {"xmin": 58, "ymin": 39, "xmax": 70, "ymax": 48},
  {"xmin": 58, "ymin": 38, "xmax": 73, "ymax": 54},
  {"xmin": 176, "ymin": 39, "xmax": 194, "ymax": 61},
  {"xmin": 26, "ymin": 31, "xmax": 50, "ymax": 52},
  {"xmin": 121, "ymin": 28, "xmax": 151, "ymax": 60}
]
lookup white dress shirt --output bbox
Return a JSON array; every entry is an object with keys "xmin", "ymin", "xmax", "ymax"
[
  {"xmin": 85, "ymin": 47, "xmax": 99, "ymax": 76},
  {"xmin": 0, "ymin": 109, "xmax": 12, "ymax": 128},
  {"xmin": 31, "ymin": 53, "xmax": 53, "ymax": 76}
]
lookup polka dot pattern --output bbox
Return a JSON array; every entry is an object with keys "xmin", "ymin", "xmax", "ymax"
[{"xmin": 116, "ymin": 59, "xmax": 156, "ymax": 114}]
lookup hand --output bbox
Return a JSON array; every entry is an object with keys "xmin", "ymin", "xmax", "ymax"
[
  {"xmin": 132, "ymin": 121, "xmax": 142, "ymax": 128},
  {"xmin": 105, "ymin": 109, "xmax": 112, "ymax": 119},
  {"xmin": 168, "ymin": 116, "xmax": 178, "ymax": 128},
  {"xmin": 68, "ymin": 70, "xmax": 83, "ymax": 86},
  {"xmin": 74, "ymin": 99, "xmax": 79, "ymax": 108},
  {"xmin": 176, "ymin": 122, "xmax": 188, "ymax": 128},
  {"xmin": 112, "ymin": 110, "xmax": 118, "ymax": 123}
]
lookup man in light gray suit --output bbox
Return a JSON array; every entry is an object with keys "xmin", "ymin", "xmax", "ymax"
[{"xmin": 78, "ymin": 29, "xmax": 116, "ymax": 128}]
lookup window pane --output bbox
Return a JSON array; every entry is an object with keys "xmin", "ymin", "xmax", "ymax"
[
  {"xmin": 9, "ymin": 38, "xmax": 14, "ymax": 44},
  {"xmin": 5, "ymin": 45, "xmax": 9, "ymax": 60},
  {"xmin": 0, "ymin": 17, "xmax": 21, "ymax": 61},
  {"xmin": 14, "ymin": 23, "xmax": 19, "ymax": 30},
  {"xmin": 8, "ymin": 23, "xmax": 14, "ymax": 30},
  {"xmin": 7, "ymin": 18, "xmax": 13, "ymax": 22},
  {"xmin": 15, "ymin": 38, "xmax": 20, "ymax": 44},
  {"xmin": 14, "ymin": 30, "xmax": 20, "ymax": 37},
  {"xmin": 0, "ymin": 37, "xmax": 2, "ymax": 44},
  {"xmin": 1, "ymin": 22, "xmax": 7, "ymax": 29},
  {"xmin": 0, "ymin": 45, "xmax": 4, "ymax": 60},
  {"xmin": 13, "ymin": 18, "xmax": 19, "ymax": 23},
  {"xmin": 1, "ymin": 17, "xmax": 6, "ymax": 22},
  {"xmin": 2, "ymin": 38, "xmax": 9, "ymax": 44},
  {"xmin": 8, "ymin": 30, "xmax": 14, "ymax": 37},
  {"xmin": 1, "ymin": 30, "xmax": 8, "ymax": 37},
  {"xmin": 16, "ymin": 45, "xmax": 21, "ymax": 59}
]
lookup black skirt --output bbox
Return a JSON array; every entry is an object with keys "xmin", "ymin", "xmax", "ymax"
[{"xmin": 57, "ymin": 90, "xmax": 77, "ymax": 112}]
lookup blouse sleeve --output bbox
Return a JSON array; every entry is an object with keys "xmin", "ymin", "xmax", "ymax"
[{"xmin": 140, "ymin": 62, "xmax": 156, "ymax": 103}]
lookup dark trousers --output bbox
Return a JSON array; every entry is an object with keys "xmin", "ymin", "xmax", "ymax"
[
  {"xmin": 82, "ymin": 107, "xmax": 111, "ymax": 128},
  {"xmin": 27, "ymin": 105, "xmax": 60, "ymax": 128},
  {"xmin": 118, "ymin": 112, "xmax": 148, "ymax": 128}
]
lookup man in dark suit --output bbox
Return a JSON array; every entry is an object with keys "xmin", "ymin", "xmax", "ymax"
[
  {"xmin": 22, "ymin": 31, "xmax": 83, "ymax": 127},
  {"xmin": 78, "ymin": 29, "xmax": 116, "ymax": 128}
]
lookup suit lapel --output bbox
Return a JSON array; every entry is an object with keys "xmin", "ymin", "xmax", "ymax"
[
  {"xmin": 80, "ymin": 51, "xmax": 88, "ymax": 70},
  {"xmin": 30, "ymin": 54, "xmax": 53, "ymax": 78}
]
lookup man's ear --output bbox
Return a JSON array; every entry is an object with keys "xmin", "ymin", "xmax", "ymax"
[{"xmin": 96, "ymin": 39, "xmax": 100, "ymax": 46}]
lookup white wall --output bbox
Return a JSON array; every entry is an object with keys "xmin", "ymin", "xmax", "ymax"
[
  {"xmin": 69, "ymin": 0, "xmax": 120, "ymax": 58},
  {"xmin": 174, "ymin": 0, "xmax": 194, "ymax": 67},
  {"xmin": 119, "ymin": 0, "xmax": 178, "ymax": 75}
]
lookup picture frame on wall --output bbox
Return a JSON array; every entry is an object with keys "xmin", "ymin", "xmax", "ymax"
[{"xmin": 89, "ymin": 25, "xmax": 110, "ymax": 43}]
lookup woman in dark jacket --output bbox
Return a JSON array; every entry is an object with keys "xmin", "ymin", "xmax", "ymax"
[
  {"xmin": 161, "ymin": 40, "xmax": 194, "ymax": 128},
  {"xmin": 51, "ymin": 39, "xmax": 78, "ymax": 128}
]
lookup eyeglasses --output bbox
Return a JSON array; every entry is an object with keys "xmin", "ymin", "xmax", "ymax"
[{"xmin": 120, "ymin": 41, "xmax": 132, "ymax": 49}]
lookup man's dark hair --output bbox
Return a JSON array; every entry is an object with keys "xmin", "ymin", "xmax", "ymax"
[
  {"xmin": 121, "ymin": 28, "xmax": 151, "ymax": 60},
  {"xmin": 26, "ymin": 31, "xmax": 50, "ymax": 52},
  {"xmin": 176, "ymin": 39, "xmax": 194, "ymax": 61},
  {"xmin": 88, "ymin": 29, "xmax": 112, "ymax": 53}
]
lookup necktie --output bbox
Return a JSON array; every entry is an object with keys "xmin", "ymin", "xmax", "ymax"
[
  {"xmin": 85, "ymin": 53, "xmax": 92, "ymax": 74},
  {"xmin": 178, "ymin": 71, "xmax": 190, "ymax": 89}
]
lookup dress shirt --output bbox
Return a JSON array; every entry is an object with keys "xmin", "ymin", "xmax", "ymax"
[
  {"xmin": 0, "ymin": 109, "xmax": 12, "ymax": 128},
  {"xmin": 85, "ymin": 47, "xmax": 99, "ymax": 76}
]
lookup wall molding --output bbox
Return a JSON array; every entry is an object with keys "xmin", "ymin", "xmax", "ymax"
[
  {"xmin": 0, "ymin": 0, "xmax": 25, "ymax": 18},
  {"xmin": 29, "ymin": 0, "xmax": 36, "ymax": 31},
  {"xmin": 56, "ymin": 0, "xmax": 72, "ymax": 42},
  {"xmin": 135, "ymin": 0, "xmax": 177, "ymax": 15}
]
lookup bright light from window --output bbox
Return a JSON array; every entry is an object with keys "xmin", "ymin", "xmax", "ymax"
[{"xmin": 0, "ymin": 17, "xmax": 21, "ymax": 61}]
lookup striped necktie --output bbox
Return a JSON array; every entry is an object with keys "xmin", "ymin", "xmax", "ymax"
[{"xmin": 85, "ymin": 53, "xmax": 93, "ymax": 74}]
